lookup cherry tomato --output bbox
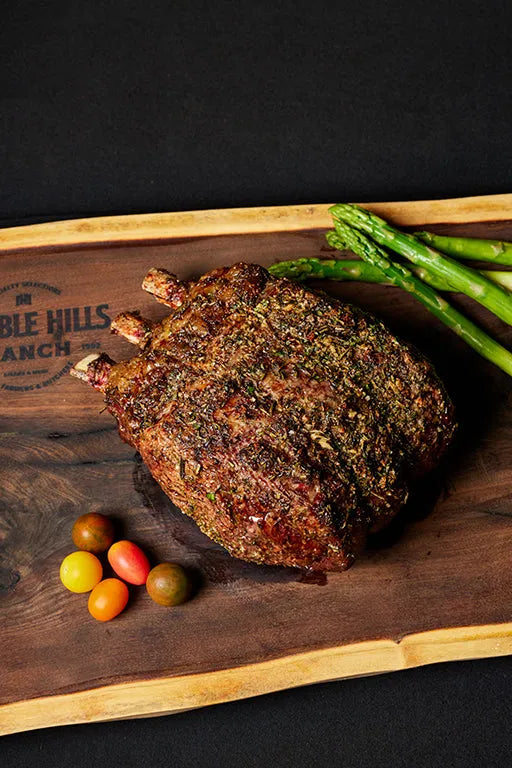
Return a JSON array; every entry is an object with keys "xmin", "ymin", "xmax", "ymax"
[
  {"xmin": 88, "ymin": 578, "xmax": 129, "ymax": 622},
  {"xmin": 72, "ymin": 513, "xmax": 115, "ymax": 553},
  {"xmin": 60, "ymin": 551, "xmax": 103, "ymax": 593},
  {"xmin": 107, "ymin": 540, "xmax": 150, "ymax": 585},
  {"xmin": 146, "ymin": 562, "xmax": 191, "ymax": 606}
]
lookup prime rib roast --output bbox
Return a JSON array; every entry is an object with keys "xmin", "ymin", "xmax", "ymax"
[{"xmin": 71, "ymin": 262, "xmax": 456, "ymax": 571}]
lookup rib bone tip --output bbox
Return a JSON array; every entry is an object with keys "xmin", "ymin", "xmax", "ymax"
[
  {"xmin": 73, "ymin": 353, "xmax": 101, "ymax": 372},
  {"xmin": 70, "ymin": 352, "xmax": 114, "ymax": 390},
  {"xmin": 142, "ymin": 267, "xmax": 187, "ymax": 308},
  {"xmin": 111, "ymin": 311, "xmax": 152, "ymax": 345}
]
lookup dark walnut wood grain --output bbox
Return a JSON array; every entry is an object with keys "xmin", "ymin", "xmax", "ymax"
[{"xmin": 1, "ymin": 213, "xmax": 512, "ymax": 727}]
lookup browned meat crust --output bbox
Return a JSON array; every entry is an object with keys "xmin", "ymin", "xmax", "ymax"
[{"xmin": 73, "ymin": 263, "xmax": 456, "ymax": 571}]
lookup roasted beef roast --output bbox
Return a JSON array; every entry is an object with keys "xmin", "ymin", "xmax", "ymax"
[{"xmin": 71, "ymin": 263, "xmax": 455, "ymax": 571}]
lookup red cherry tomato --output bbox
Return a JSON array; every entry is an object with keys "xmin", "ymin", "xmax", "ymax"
[
  {"xmin": 88, "ymin": 578, "xmax": 129, "ymax": 622},
  {"xmin": 107, "ymin": 540, "xmax": 150, "ymax": 585},
  {"xmin": 72, "ymin": 513, "xmax": 115, "ymax": 553}
]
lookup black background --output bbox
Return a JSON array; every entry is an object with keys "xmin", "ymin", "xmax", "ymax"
[{"xmin": 2, "ymin": 1, "xmax": 512, "ymax": 766}]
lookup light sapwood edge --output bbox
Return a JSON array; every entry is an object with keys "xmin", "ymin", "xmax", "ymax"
[
  {"xmin": 1, "ymin": 621, "xmax": 511, "ymax": 736},
  {"xmin": 0, "ymin": 194, "xmax": 511, "ymax": 252}
]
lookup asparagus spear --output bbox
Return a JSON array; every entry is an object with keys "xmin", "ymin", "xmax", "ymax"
[
  {"xmin": 415, "ymin": 231, "xmax": 512, "ymax": 266},
  {"xmin": 484, "ymin": 270, "xmax": 512, "ymax": 291},
  {"xmin": 415, "ymin": 266, "xmax": 512, "ymax": 292},
  {"xmin": 269, "ymin": 255, "xmax": 512, "ymax": 293},
  {"xmin": 327, "ymin": 222, "xmax": 512, "ymax": 378},
  {"xmin": 270, "ymin": 257, "xmax": 390, "ymax": 284},
  {"xmin": 330, "ymin": 204, "xmax": 512, "ymax": 325}
]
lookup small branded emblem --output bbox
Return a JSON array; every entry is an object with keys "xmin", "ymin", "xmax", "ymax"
[{"xmin": 0, "ymin": 280, "xmax": 110, "ymax": 393}]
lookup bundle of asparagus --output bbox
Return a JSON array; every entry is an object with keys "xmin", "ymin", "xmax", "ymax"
[{"xmin": 269, "ymin": 205, "xmax": 512, "ymax": 377}]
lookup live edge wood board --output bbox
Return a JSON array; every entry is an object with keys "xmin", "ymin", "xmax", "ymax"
[{"xmin": 1, "ymin": 194, "xmax": 512, "ymax": 736}]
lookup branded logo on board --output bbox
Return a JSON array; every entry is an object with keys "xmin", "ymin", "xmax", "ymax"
[{"xmin": 0, "ymin": 280, "xmax": 110, "ymax": 392}]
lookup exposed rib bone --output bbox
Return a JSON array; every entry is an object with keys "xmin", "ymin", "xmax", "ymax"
[
  {"xmin": 69, "ymin": 353, "xmax": 100, "ymax": 382},
  {"xmin": 111, "ymin": 311, "xmax": 153, "ymax": 346},
  {"xmin": 70, "ymin": 353, "xmax": 115, "ymax": 392},
  {"xmin": 142, "ymin": 267, "xmax": 188, "ymax": 309}
]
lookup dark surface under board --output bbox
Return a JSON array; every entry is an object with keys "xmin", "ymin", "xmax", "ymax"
[{"xmin": 2, "ymin": 0, "xmax": 512, "ymax": 764}]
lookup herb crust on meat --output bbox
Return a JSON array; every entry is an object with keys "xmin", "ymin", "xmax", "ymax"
[{"xmin": 72, "ymin": 263, "xmax": 456, "ymax": 571}]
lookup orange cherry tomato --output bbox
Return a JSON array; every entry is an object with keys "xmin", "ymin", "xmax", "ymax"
[
  {"xmin": 72, "ymin": 513, "xmax": 115, "ymax": 553},
  {"xmin": 108, "ymin": 540, "xmax": 150, "ymax": 585},
  {"xmin": 88, "ymin": 578, "xmax": 129, "ymax": 621}
]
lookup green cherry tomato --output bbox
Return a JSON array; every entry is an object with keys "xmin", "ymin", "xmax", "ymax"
[
  {"xmin": 72, "ymin": 513, "xmax": 115, "ymax": 553},
  {"xmin": 60, "ymin": 551, "xmax": 103, "ymax": 593},
  {"xmin": 146, "ymin": 563, "xmax": 191, "ymax": 606},
  {"xmin": 88, "ymin": 578, "xmax": 129, "ymax": 621},
  {"xmin": 107, "ymin": 540, "xmax": 150, "ymax": 585}
]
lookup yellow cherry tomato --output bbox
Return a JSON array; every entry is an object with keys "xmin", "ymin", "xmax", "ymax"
[
  {"xmin": 59, "ymin": 551, "xmax": 103, "ymax": 593},
  {"xmin": 88, "ymin": 578, "xmax": 129, "ymax": 621}
]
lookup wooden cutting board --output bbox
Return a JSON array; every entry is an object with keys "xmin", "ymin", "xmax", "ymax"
[{"xmin": 1, "ymin": 194, "xmax": 512, "ymax": 736}]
